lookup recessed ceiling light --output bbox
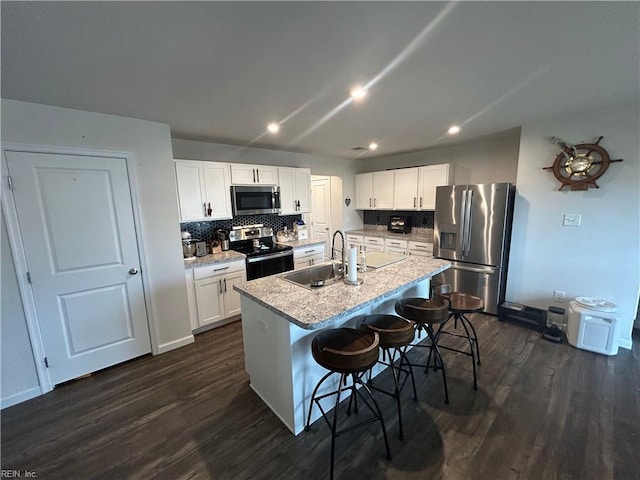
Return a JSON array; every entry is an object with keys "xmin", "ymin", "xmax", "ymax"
[
  {"xmin": 368, "ymin": 142, "xmax": 378, "ymax": 151},
  {"xmin": 448, "ymin": 125, "xmax": 461, "ymax": 135},
  {"xmin": 267, "ymin": 122, "xmax": 280, "ymax": 134},
  {"xmin": 349, "ymin": 85, "xmax": 368, "ymax": 100}
]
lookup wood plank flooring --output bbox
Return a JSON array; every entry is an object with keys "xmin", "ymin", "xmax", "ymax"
[{"xmin": 2, "ymin": 315, "xmax": 639, "ymax": 479}]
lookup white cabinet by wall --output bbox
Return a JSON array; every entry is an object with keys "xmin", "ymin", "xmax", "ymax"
[
  {"xmin": 293, "ymin": 244, "xmax": 325, "ymax": 270},
  {"xmin": 279, "ymin": 167, "xmax": 311, "ymax": 215},
  {"xmin": 355, "ymin": 171, "xmax": 394, "ymax": 209},
  {"xmin": 175, "ymin": 160, "xmax": 232, "ymax": 222},
  {"xmin": 384, "ymin": 237, "xmax": 408, "ymax": 255},
  {"xmin": 393, "ymin": 168, "xmax": 420, "ymax": 210},
  {"xmin": 230, "ymin": 164, "xmax": 278, "ymax": 185},
  {"xmin": 417, "ymin": 164, "xmax": 449, "ymax": 210},
  {"xmin": 189, "ymin": 260, "xmax": 246, "ymax": 330},
  {"xmin": 364, "ymin": 236, "xmax": 385, "ymax": 252},
  {"xmin": 408, "ymin": 241, "xmax": 433, "ymax": 257}
]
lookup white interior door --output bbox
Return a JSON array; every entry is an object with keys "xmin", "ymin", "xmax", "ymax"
[
  {"xmin": 310, "ymin": 176, "xmax": 331, "ymax": 258},
  {"xmin": 5, "ymin": 151, "xmax": 151, "ymax": 385}
]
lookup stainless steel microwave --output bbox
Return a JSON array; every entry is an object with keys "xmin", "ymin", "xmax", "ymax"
[{"xmin": 231, "ymin": 185, "xmax": 281, "ymax": 215}]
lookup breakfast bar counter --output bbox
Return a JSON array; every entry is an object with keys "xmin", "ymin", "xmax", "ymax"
[{"xmin": 234, "ymin": 256, "xmax": 450, "ymax": 434}]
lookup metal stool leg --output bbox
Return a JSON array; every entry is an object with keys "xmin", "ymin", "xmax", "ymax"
[
  {"xmin": 462, "ymin": 313, "xmax": 481, "ymax": 365},
  {"xmin": 425, "ymin": 325, "xmax": 450, "ymax": 404},
  {"xmin": 329, "ymin": 373, "xmax": 347, "ymax": 480},
  {"xmin": 305, "ymin": 370, "xmax": 334, "ymax": 431},
  {"xmin": 355, "ymin": 377, "xmax": 392, "ymax": 461},
  {"xmin": 456, "ymin": 314, "xmax": 478, "ymax": 390}
]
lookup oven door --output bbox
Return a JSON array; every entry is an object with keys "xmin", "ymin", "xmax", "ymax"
[{"xmin": 246, "ymin": 250, "xmax": 294, "ymax": 280}]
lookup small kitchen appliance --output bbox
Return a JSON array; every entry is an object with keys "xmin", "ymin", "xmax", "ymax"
[
  {"xmin": 181, "ymin": 231, "xmax": 196, "ymax": 258},
  {"xmin": 195, "ymin": 241, "xmax": 208, "ymax": 257},
  {"xmin": 388, "ymin": 215, "xmax": 412, "ymax": 234},
  {"xmin": 231, "ymin": 185, "xmax": 281, "ymax": 216},
  {"xmin": 293, "ymin": 221, "xmax": 308, "ymax": 240},
  {"xmin": 216, "ymin": 229, "xmax": 230, "ymax": 251},
  {"xmin": 229, "ymin": 224, "xmax": 293, "ymax": 280}
]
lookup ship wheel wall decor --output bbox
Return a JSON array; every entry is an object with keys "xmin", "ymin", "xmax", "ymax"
[{"xmin": 543, "ymin": 136, "xmax": 623, "ymax": 191}]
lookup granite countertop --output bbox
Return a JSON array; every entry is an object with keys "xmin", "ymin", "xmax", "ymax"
[
  {"xmin": 276, "ymin": 238, "xmax": 325, "ymax": 248},
  {"xmin": 184, "ymin": 250, "xmax": 246, "ymax": 269},
  {"xmin": 346, "ymin": 229, "xmax": 433, "ymax": 244},
  {"xmin": 234, "ymin": 256, "xmax": 450, "ymax": 330}
]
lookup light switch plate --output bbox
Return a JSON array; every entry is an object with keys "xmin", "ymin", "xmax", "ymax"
[{"xmin": 563, "ymin": 213, "xmax": 582, "ymax": 226}]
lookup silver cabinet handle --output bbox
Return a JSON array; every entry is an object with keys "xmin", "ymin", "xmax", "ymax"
[
  {"xmin": 129, "ymin": 268, "xmax": 139, "ymax": 275},
  {"xmin": 304, "ymin": 249, "xmax": 314, "ymax": 253},
  {"xmin": 256, "ymin": 169, "xmax": 260, "ymax": 183},
  {"xmin": 213, "ymin": 266, "xmax": 230, "ymax": 272},
  {"xmin": 369, "ymin": 198, "xmax": 372, "ymax": 208},
  {"xmin": 420, "ymin": 197, "xmax": 423, "ymax": 208},
  {"xmin": 414, "ymin": 197, "xmax": 417, "ymax": 208},
  {"xmin": 252, "ymin": 169, "xmax": 256, "ymax": 182},
  {"xmin": 223, "ymin": 278, "xmax": 227, "ymax": 293}
]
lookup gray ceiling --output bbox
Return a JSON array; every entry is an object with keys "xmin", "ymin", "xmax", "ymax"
[{"xmin": 2, "ymin": 1, "xmax": 638, "ymax": 159}]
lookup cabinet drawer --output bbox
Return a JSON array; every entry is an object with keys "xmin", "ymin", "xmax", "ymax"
[
  {"xmin": 193, "ymin": 260, "xmax": 245, "ymax": 280},
  {"xmin": 364, "ymin": 236, "xmax": 385, "ymax": 246},
  {"xmin": 384, "ymin": 238, "xmax": 408, "ymax": 249},
  {"xmin": 385, "ymin": 246, "xmax": 408, "ymax": 255},
  {"xmin": 346, "ymin": 234, "xmax": 364, "ymax": 244},
  {"xmin": 294, "ymin": 244, "xmax": 324, "ymax": 259},
  {"xmin": 408, "ymin": 241, "xmax": 433, "ymax": 253}
]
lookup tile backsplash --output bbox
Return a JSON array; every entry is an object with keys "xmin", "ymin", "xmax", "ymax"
[
  {"xmin": 181, "ymin": 214, "xmax": 302, "ymax": 243},
  {"xmin": 363, "ymin": 210, "xmax": 434, "ymax": 229}
]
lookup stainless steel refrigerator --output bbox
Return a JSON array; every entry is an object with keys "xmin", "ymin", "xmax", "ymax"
[{"xmin": 433, "ymin": 183, "xmax": 515, "ymax": 315}]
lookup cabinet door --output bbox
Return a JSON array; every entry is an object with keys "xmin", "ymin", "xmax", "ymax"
[
  {"xmin": 203, "ymin": 162, "xmax": 232, "ymax": 220},
  {"xmin": 175, "ymin": 160, "xmax": 206, "ymax": 221},
  {"xmin": 419, "ymin": 164, "xmax": 449, "ymax": 210},
  {"xmin": 295, "ymin": 168, "xmax": 311, "ymax": 213},
  {"xmin": 355, "ymin": 173, "xmax": 373, "ymax": 209},
  {"xmin": 278, "ymin": 167, "xmax": 297, "ymax": 214},
  {"xmin": 393, "ymin": 168, "xmax": 419, "ymax": 210},
  {"xmin": 255, "ymin": 166, "xmax": 278, "ymax": 185},
  {"xmin": 230, "ymin": 164, "xmax": 258, "ymax": 184},
  {"xmin": 194, "ymin": 277, "xmax": 225, "ymax": 326},
  {"xmin": 372, "ymin": 171, "xmax": 394, "ymax": 209},
  {"xmin": 222, "ymin": 271, "xmax": 245, "ymax": 317}
]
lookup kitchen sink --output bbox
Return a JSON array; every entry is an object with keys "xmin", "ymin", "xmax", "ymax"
[{"xmin": 281, "ymin": 261, "xmax": 344, "ymax": 289}]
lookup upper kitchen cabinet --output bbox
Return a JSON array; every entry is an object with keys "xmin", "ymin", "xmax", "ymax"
[
  {"xmin": 230, "ymin": 163, "xmax": 278, "ymax": 185},
  {"xmin": 355, "ymin": 171, "xmax": 394, "ymax": 210},
  {"xmin": 278, "ymin": 167, "xmax": 311, "ymax": 215},
  {"xmin": 175, "ymin": 160, "xmax": 232, "ymax": 222},
  {"xmin": 393, "ymin": 167, "xmax": 420, "ymax": 210},
  {"xmin": 417, "ymin": 164, "xmax": 449, "ymax": 210}
]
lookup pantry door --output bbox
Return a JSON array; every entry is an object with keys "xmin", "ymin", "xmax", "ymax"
[
  {"xmin": 310, "ymin": 176, "xmax": 332, "ymax": 258},
  {"xmin": 5, "ymin": 150, "xmax": 151, "ymax": 385}
]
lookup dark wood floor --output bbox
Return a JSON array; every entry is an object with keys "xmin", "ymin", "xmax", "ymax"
[{"xmin": 2, "ymin": 315, "xmax": 639, "ymax": 480}]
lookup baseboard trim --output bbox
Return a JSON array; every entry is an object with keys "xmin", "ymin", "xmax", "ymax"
[
  {"xmin": 157, "ymin": 335, "xmax": 195, "ymax": 354},
  {"xmin": 1, "ymin": 386, "xmax": 42, "ymax": 409}
]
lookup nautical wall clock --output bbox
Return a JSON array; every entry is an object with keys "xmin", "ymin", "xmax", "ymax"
[{"xmin": 543, "ymin": 136, "xmax": 623, "ymax": 191}]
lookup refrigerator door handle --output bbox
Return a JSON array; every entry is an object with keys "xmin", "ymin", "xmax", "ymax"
[
  {"xmin": 451, "ymin": 263, "xmax": 497, "ymax": 274},
  {"xmin": 459, "ymin": 188, "xmax": 468, "ymax": 254},
  {"xmin": 464, "ymin": 189, "xmax": 473, "ymax": 256}
]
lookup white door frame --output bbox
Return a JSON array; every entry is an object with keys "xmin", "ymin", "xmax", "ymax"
[{"xmin": 1, "ymin": 142, "xmax": 156, "ymax": 394}]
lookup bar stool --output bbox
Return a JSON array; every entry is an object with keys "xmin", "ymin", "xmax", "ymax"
[
  {"xmin": 395, "ymin": 297, "xmax": 451, "ymax": 404},
  {"xmin": 359, "ymin": 314, "xmax": 417, "ymax": 440},
  {"xmin": 305, "ymin": 328, "xmax": 392, "ymax": 480},
  {"xmin": 433, "ymin": 284, "xmax": 484, "ymax": 390}
]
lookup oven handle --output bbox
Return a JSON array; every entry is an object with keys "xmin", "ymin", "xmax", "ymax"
[{"xmin": 246, "ymin": 250, "xmax": 293, "ymax": 263}]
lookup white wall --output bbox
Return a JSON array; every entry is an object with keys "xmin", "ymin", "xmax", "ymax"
[
  {"xmin": 1, "ymin": 100, "xmax": 193, "ymax": 403},
  {"xmin": 1, "ymin": 210, "xmax": 41, "ymax": 407},
  {"xmin": 507, "ymin": 103, "xmax": 639, "ymax": 349},
  {"xmin": 357, "ymin": 129, "xmax": 521, "ymax": 185},
  {"xmin": 172, "ymin": 138, "xmax": 363, "ymax": 230}
]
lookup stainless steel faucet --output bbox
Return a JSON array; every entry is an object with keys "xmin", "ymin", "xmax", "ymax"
[{"xmin": 331, "ymin": 230, "xmax": 345, "ymax": 276}]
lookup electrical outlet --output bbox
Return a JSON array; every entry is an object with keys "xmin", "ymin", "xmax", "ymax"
[
  {"xmin": 563, "ymin": 213, "xmax": 582, "ymax": 226},
  {"xmin": 553, "ymin": 290, "xmax": 565, "ymax": 302}
]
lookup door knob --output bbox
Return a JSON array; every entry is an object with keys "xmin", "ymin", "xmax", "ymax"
[{"xmin": 129, "ymin": 268, "xmax": 139, "ymax": 275}]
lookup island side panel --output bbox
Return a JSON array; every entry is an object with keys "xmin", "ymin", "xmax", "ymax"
[{"xmin": 240, "ymin": 297, "xmax": 297, "ymax": 431}]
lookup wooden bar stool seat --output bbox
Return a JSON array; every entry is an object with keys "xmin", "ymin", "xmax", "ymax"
[
  {"xmin": 305, "ymin": 328, "xmax": 391, "ymax": 480},
  {"xmin": 360, "ymin": 314, "xmax": 417, "ymax": 440},
  {"xmin": 395, "ymin": 297, "xmax": 451, "ymax": 404}
]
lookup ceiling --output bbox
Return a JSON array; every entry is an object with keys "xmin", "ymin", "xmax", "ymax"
[{"xmin": 2, "ymin": 2, "xmax": 638, "ymax": 159}]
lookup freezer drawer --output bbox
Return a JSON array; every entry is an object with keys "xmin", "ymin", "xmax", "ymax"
[{"xmin": 432, "ymin": 262, "xmax": 504, "ymax": 315}]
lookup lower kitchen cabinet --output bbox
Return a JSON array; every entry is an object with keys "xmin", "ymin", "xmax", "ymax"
[
  {"xmin": 293, "ymin": 244, "xmax": 325, "ymax": 269},
  {"xmin": 408, "ymin": 240, "xmax": 433, "ymax": 257},
  {"xmin": 187, "ymin": 260, "xmax": 246, "ymax": 331},
  {"xmin": 363, "ymin": 236, "xmax": 385, "ymax": 253}
]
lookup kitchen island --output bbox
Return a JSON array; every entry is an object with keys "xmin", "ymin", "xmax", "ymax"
[{"xmin": 234, "ymin": 255, "xmax": 450, "ymax": 434}]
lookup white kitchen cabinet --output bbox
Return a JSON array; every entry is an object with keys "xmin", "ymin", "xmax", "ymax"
[
  {"xmin": 293, "ymin": 244, "xmax": 325, "ymax": 270},
  {"xmin": 384, "ymin": 237, "xmax": 408, "ymax": 255},
  {"xmin": 191, "ymin": 260, "xmax": 246, "ymax": 329},
  {"xmin": 418, "ymin": 164, "xmax": 449, "ymax": 210},
  {"xmin": 279, "ymin": 167, "xmax": 311, "ymax": 215},
  {"xmin": 364, "ymin": 236, "xmax": 385, "ymax": 252},
  {"xmin": 230, "ymin": 163, "xmax": 278, "ymax": 185},
  {"xmin": 175, "ymin": 160, "xmax": 232, "ymax": 222},
  {"xmin": 393, "ymin": 168, "xmax": 420, "ymax": 210},
  {"xmin": 346, "ymin": 234, "xmax": 364, "ymax": 249},
  {"xmin": 408, "ymin": 241, "xmax": 433, "ymax": 257},
  {"xmin": 355, "ymin": 171, "xmax": 394, "ymax": 210}
]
